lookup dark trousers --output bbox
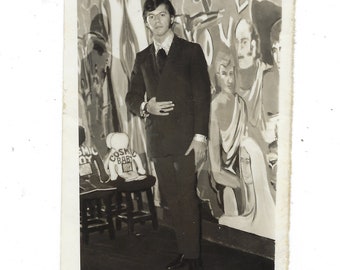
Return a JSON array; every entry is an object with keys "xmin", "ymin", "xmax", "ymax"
[{"xmin": 153, "ymin": 153, "xmax": 200, "ymax": 259}]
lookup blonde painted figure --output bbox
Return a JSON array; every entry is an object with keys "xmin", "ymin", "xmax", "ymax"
[
  {"xmin": 208, "ymin": 50, "xmax": 247, "ymax": 216},
  {"xmin": 209, "ymin": 50, "xmax": 275, "ymax": 239}
]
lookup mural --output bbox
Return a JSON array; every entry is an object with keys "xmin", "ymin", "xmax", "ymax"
[{"xmin": 78, "ymin": 0, "xmax": 281, "ymax": 240}]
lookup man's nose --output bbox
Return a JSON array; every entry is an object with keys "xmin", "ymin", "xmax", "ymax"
[{"xmin": 155, "ymin": 14, "xmax": 161, "ymax": 22}]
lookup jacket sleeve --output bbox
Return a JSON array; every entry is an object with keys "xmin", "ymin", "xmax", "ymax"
[
  {"xmin": 190, "ymin": 43, "xmax": 211, "ymax": 138},
  {"xmin": 125, "ymin": 53, "xmax": 147, "ymax": 116}
]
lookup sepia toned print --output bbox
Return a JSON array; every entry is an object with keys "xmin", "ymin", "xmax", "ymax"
[{"xmin": 66, "ymin": 0, "xmax": 293, "ymax": 269}]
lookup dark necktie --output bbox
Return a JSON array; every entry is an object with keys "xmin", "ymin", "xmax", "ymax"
[{"xmin": 157, "ymin": 48, "xmax": 167, "ymax": 73}]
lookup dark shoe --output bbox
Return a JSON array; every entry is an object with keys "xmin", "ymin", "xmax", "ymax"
[
  {"xmin": 166, "ymin": 254, "xmax": 186, "ymax": 269},
  {"xmin": 187, "ymin": 258, "xmax": 203, "ymax": 270}
]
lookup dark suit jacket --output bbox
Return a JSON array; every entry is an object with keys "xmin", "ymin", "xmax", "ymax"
[{"xmin": 126, "ymin": 36, "xmax": 211, "ymax": 158}]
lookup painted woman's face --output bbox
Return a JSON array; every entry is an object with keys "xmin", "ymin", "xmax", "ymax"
[
  {"xmin": 217, "ymin": 64, "xmax": 235, "ymax": 93},
  {"xmin": 240, "ymin": 146, "xmax": 253, "ymax": 184}
]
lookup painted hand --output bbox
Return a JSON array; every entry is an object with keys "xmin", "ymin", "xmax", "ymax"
[{"xmin": 214, "ymin": 171, "xmax": 240, "ymax": 189}]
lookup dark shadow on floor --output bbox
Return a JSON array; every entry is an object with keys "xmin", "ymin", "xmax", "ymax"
[{"xmin": 81, "ymin": 224, "xmax": 274, "ymax": 270}]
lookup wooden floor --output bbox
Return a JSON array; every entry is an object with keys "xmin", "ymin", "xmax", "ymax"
[{"xmin": 81, "ymin": 223, "xmax": 274, "ymax": 270}]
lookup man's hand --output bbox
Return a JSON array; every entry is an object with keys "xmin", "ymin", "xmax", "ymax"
[
  {"xmin": 146, "ymin": 97, "xmax": 174, "ymax": 116},
  {"xmin": 185, "ymin": 139, "xmax": 207, "ymax": 167}
]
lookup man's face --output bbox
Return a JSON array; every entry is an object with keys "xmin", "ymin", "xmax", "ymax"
[
  {"xmin": 271, "ymin": 39, "xmax": 281, "ymax": 69},
  {"xmin": 145, "ymin": 4, "xmax": 173, "ymax": 39},
  {"xmin": 216, "ymin": 64, "xmax": 235, "ymax": 93},
  {"xmin": 235, "ymin": 19, "xmax": 255, "ymax": 68}
]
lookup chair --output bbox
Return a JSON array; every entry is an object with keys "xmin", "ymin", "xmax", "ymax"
[
  {"xmin": 115, "ymin": 175, "xmax": 158, "ymax": 234},
  {"xmin": 78, "ymin": 125, "xmax": 118, "ymax": 244},
  {"xmin": 80, "ymin": 189, "xmax": 116, "ymax": 244}
]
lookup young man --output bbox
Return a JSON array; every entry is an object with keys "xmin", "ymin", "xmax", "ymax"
[{"xmin": 125, "ymin": 1, "xmax": 210, "ymax": 269}]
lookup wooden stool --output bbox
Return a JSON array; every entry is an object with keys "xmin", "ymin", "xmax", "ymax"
[
  {"xmin": 115, "ymin": 176, "xmax": 158, "ymax": 234},
  {"xmin": 80, "ymin": 190, "xmax": 116, "ymax": 244}
]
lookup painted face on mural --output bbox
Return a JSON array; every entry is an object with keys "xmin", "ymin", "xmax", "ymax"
[
  {"xmin": 271, "ymin": 39, "xmax": 281, "ymax": 69},
  {"xmin": 145, "ymin": 4, "xmax": 174, "ymax": 40},
  {"xmin": 235, "ymin": 19, "xmax": 256, "ymax": 69},
  {"xmin": 90, "ymin": 48, "xmax": 109, "ymax": 93},
  {"xmin": 239, "ymin": 146, "xmax": 253, "ymax": 184},
  {"xmin": 216, "ymin": 64, "xmax": 235, "ymax": 94}
]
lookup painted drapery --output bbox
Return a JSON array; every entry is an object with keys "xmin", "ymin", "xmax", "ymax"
[{"xmin": 77, "ymin": 0, "xmax": 281, "ymax": 240}]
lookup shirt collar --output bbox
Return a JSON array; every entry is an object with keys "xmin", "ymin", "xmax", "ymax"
[{"xmin": 153, "ymin": 31, "xmax": 174, "ymax": 55}]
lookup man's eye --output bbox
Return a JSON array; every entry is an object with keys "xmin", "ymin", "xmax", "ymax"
[
  {"xmin": 160, "ymin": 12, "xmax": 166, "ymax": 16},
  {"xmin": 221, "ymin": 71, "xmax": 227, "ymax": 75},
  {"xmin": 148, "ymin": 15, "xmax": 154, "ymax": 20}
]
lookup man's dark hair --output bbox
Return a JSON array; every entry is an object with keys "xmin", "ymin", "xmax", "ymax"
[{"xmin": 142, "ymin": 0, "xmax": 176, "ymax": 23}]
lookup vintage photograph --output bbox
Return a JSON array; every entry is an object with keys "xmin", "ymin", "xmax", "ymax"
[
  {"xmin": 6, "ymin": 0, "xmax": 340, "ymax": 270},
  {"xmin": 69, "ymin": 0, "xmax": 293, "ymax": 269}
]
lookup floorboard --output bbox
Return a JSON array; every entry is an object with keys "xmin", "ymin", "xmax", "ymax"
[{"xmin": 81, "ymin": 224, "xmax": 274, "ymax": 270}]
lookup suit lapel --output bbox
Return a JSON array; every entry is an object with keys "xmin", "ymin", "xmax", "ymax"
[
  {"xmin": 164, "ymin": 35, "xmax": 181, "ymax": 66},
  {"xmin": 142, "ymin": 44, "xmax": 160, "ymax": 95},
  {"xmin": 157, "ymin": 36, "xmax": 182, "ymax": 90},
  {"xmin": 143, "ymin": 36, "xmax": 183, "ymax": 96},
  {"xmin": 148, "ymin": 44, "xmax": 160, "ymax": 78}
]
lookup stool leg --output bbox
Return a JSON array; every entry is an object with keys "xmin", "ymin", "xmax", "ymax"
[
  {"xmin": 104, "ymin": 195, "xmax": 115, "ymax": 240},
  {"xmin": 81, "ymin": 199, "xmax": 89, "ymax": 244},
  {"xmin": 146, "ymin": 189, "xmax": 158, "ymax": 230},
  {"xmin": 135, "ymin": 191, "xmax": 145, "ymax": 225},
  {"xmin": 98, "ymin": 200, "xmax": 105, "ymax": 234},
  {"xmin": 115, "ymin": 192, "xmax": 122, "ymax": 230},
  {"xmin": 135, "ymin": 191, "xmax": 143, "ymax": 211},
  {"xmin": 96, "ymin": 198, "xmax": 102, "ymax": 218},
  {"xmin": 125, "ymin": 192, "xmax": 135, "ymax": 234}
]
